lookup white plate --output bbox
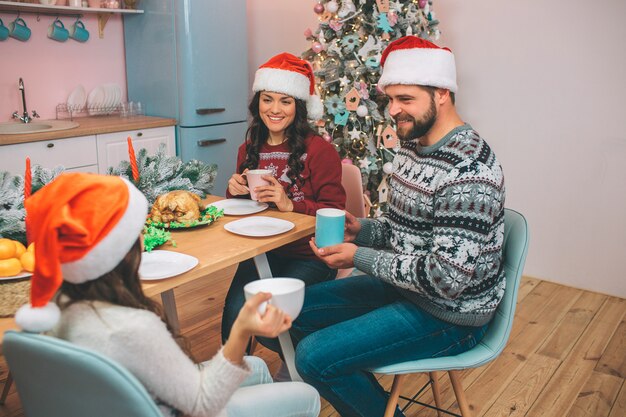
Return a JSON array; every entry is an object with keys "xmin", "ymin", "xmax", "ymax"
[
  {"xmin": 224, "ymin": 216, "xmax": 294, "ymax": 237},
  {"xmin": 0, "ymin": 272, "xmax": 32, "ymax": 281},
  {"xmin": 139, "ymin": 250, "xmax": 199, "ymax": 281},
  {"xmin": 209, "ymin": 199, "xmax": 268, "ymax": 216},
  {"xmin": 87, "ymin": 86, "xmax": 105, "ymax": 115},
  {"xmin": 66, "ymin": 85, "xmax": 86, "ymax": 111}
]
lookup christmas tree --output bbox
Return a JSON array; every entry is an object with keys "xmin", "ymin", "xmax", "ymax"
[{"xmin": 302, "ymin": 0, "xmax": 440, "ymax": 216}]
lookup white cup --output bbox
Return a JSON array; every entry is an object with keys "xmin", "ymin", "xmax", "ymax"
[
  {"xmin": 243, "ymin": 278, "xmax": 305, "ymax": 319},
  {"xmin": 244, "ymin": 169, "xmax": 273, "ymax": 201}
]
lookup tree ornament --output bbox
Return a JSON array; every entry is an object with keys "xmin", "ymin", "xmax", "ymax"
[
  {"xmin": 356, "ymin": 104, "xmax": 369, "ymax": 117},
  {"xmin": 338, "ymin": 0, "xmax": 356, "ymax": 18},
  {"xmin": 376, "ymin": 0, "xmax": 390, "ymax": 13},
  {"xmin": 377, "ymin": 176, "xmax": 389, "ymax": 203},
  {"xmin": 381, "ymin": 125, "xmax": 398, "ymax": 148},
  {"xmin": 326, "ymin": 1, "xmax": 339, "ymax": 13},
  {"xmin": 312, "ymin": 42, "xmax": 324, "ymax": 54},
  {"xmin": 418, "ymin": 0, "xmax": 428, "ymax": 8},
  {"xmin": 348, "ymin": 127, "xmax": 362, "ymax": 140},
  {"xmin": 345, "ymin": 88, "xmax": 361, "ymax": 111},
  {"xmin": 383, "ymin": 161, "xmax": 394, "ymax": 174},
  {"xmin": 304, "ymin": 27, "xmax": 313, "ymax": 38},
  {"xmin": 314, "ymin": 2, "xmax": 324, "ymax": 14},
  {"xmin": 334, "ymin": 110, "xmax": 350, "ymax": 126},
  {"xmin": 322, "ymin": 132, "xmax": 332, "ymax": 142}
]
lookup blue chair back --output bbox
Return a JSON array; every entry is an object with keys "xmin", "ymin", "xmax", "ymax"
[
  {"xmin": 476, "ymin": 208, "xmax": 529, "ymax": 362},
  {"xmin": 3, "ymin": 331, "xmax": 162, "ymax": 417},
  {"xmin": 372, "ymin": 208, "xmax": 529, "ymax": 374}
]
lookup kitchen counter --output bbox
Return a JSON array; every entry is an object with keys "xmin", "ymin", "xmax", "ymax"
[{"xmin": 0, "ymin": 116, "xmax": 177, "ymax": 146}]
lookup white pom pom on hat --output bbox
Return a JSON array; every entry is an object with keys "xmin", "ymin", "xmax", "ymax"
[
  {"xmin": 15, "ymin": 173, "xmax": 148, "ymax": 333},
  {"xmin": 378, "ymin": 36, "xmax": 458, "ymax": 93},
  {"xmin": 253, "ymin": 52, "xmax": 324, "ymax": 120}
]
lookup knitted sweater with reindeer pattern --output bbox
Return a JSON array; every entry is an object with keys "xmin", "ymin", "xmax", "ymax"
[{"xmin": 353, "ymin": 124, "xmax": 506, "ymax": 327}]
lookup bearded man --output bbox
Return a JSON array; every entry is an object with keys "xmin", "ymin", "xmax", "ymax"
[{"xmin": 284, "ymin": 37, "xmax": 507, "ymax": 417}]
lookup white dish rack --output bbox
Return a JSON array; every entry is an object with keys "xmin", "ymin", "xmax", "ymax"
[{"xmin": 56, "ymin": 103, "xmax": 122, "ymax": 120}]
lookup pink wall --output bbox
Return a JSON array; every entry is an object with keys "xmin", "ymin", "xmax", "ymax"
[{"xmin": 0, "ymin": 13, "xmax": 127, "ymax": 121}]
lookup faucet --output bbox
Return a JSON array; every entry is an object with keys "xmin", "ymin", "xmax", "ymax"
[{"xmin": 12, "ymin": 78, "xmax": 39, "ymax": 124}]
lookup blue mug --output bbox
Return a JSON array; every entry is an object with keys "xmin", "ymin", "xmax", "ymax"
[
  {"xmin": 68, "ymin": 20, "xmax": 89, "ymax": 43},
  {"xmin": 315, "ymin": 208, "xmax": 346, "ymax": 248},
  {"xmin": 48, "ymin": 18, "xmax": 69, "ymax": 42},
  {"xmin": 0, "ymin": 18, "xmax": 9, "ymax": 41},
  {"xmin": 8, "ymin": 17, "xmax": 31, "ymax": 42}
]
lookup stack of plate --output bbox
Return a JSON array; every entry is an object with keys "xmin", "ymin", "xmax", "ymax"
[{"xmin": 83, "ymin": 83, "xmax": 123, "ymax": 115}]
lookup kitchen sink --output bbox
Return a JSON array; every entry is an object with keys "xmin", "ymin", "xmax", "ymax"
[{"xmin": 0, "ymin": 120, "xmax": 79, "ymax": 135}]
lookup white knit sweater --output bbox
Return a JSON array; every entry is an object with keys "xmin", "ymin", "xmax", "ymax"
[{"xmin": 51, "ymin": 301, "xmax": 250, "ymax": 417}]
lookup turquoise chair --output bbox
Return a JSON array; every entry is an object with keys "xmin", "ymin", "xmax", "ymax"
[
  {"xmin": 370, "ymin": 208, "xmax": 529, "ymax": 417},
  {"xmin": 3, "ymin": 331, "xmax": 162, "ymax": 417}
]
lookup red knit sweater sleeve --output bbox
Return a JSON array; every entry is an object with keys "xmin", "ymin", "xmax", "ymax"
[
  {"xmin": 291, "ymin": 135, "xmax": 346, "ymax": 215},
  {"xmin": 225, "ymin": 142, "xmax": 250, "ymax": 199}
]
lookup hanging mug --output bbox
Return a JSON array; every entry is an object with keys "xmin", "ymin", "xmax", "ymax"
[
  {"xmin": 0, "ymin": 18, "xmax": 9, "ymax": 41},
  {"xmin": 68, "ymin": 20, "xmax": 89, "ymax": 42},
  {"xmin": 48, "ymin": 18, "xmax": 69, "ymax": 42},
  {"xmin": 8, "ymin": 17, "xmax": 31, "ymax": 42}
]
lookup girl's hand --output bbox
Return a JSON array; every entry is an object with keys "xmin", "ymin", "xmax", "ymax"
[
  {"xmin": 232, "ymin": 292, "xmax": 292, "ymax": 339},
  {"xmin": 228, "ymin": 170, "xmax": 249, "ymax": 196},
  {"xmin": 254, "ymin": 176, "xmax": 294, "ymax": 212},
  {"xmin": 223, "ymin": 292, "xmax": 292, "ymax": 365}
]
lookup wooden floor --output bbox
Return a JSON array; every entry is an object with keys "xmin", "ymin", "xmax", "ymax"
[{"xmin": 1, "ymin": 275, "xmax": 624, "ymax": 417}]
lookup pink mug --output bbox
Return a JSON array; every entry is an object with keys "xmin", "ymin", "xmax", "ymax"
[{"xmin": 244, "ymin": 169, "xmax": 273, "ymax": 201}]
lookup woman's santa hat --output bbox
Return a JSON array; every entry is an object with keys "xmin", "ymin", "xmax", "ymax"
[
  {"xmin": 253, "ymin": 52, "xmax": 324, "ymax": 120},
  {"xmin": 15, "ymin": 173, "xmax": 148, "ymax": 333},
  {"xmin": 378, "ymin": 36, "xmax": 458, "ymax": 93}
]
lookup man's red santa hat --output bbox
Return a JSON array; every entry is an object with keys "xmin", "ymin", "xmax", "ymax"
[{"xmin": 379, "ymin": 36, "xmax": 458, "ymax": 93}]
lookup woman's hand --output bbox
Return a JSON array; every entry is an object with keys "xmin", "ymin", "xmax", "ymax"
[
  {"xmin": 254, "ymin": 176, "xmax": 294, "ymax": 212},
  {"xmin": 228, "ymin": 170, "xmax": 249, "ymax": 196},
  {"xmin": 344, "ymin": 211, "xmax": 362, "ymax": 242},
  {"xmin": 223, "ymin": 292, "xmax": 292, "ymax": 365}
]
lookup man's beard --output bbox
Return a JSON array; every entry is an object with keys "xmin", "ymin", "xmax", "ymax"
[{"xmin": 394, "ymin": 97, "xmax": 437, "ymax": 142}]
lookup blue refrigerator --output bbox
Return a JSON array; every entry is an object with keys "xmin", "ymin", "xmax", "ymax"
[{"xmin": 123, "ymin": 0, "xmax": 248, "ymax": 195}]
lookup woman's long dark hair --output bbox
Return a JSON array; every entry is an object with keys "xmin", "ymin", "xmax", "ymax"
[
  {"xmin": 57, "ymin": 239, "xmax": 193, "ymax": 358},
  {"xmin": 240, "ymin": 91, "xmax": 315, "ymax": 193}
]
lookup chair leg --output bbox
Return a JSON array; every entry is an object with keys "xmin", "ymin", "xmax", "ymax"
[
  {"xmin": 0, "ymin": 372, "xmax": 13, "ymax": 405},
  {"xmin": 429, "ymin": 371, "xmax": 443, "ymax": 417},
  {"xmin": 448, "ymin": 370, "xmax": 472, "ymax": 417},
  {"xmin": 384, "ymin": 374, "xmax": 406, "ymax": 417}
]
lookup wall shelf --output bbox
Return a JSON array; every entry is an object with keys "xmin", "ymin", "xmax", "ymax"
[{"xmin": 0, "ymin": 1, "xmax": 143, "ymax": 38}]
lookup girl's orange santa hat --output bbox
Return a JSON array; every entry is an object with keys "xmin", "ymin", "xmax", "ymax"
[
  {"xmin": 253, "ymin": 52, "xmax": 324, "ymax": 120},
  {"xmin": 15, "ymin": 173, "xmax": 148, "ymax": 332},
  {"xmin": 378, "ymin": 36, "xmax": 458, "ymax": 93}
]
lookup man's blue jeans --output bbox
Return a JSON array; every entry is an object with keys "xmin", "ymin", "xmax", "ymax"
[
  {"xmin": 221, "ymin": 251, "xmax": 337, "ymax": 350},
  {"xmin": 290, "ymin": 276, "xmax": 488, "ymax": 417}
]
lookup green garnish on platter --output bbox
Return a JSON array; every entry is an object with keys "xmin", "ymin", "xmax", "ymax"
[{"xmin": 143, "ymin": 206, "xmax": 224, "ymax": 252}]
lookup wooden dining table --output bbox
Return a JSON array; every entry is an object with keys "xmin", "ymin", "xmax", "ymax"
[{"xmin": 1, "ymin": 195, "xmax": 315, "ymax": 383}]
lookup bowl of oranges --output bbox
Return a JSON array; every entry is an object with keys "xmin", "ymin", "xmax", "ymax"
[{"xmin": 0, "ymin": 238, "xmax": 35, "ymax": 280}]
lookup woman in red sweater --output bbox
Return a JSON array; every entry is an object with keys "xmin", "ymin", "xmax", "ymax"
[{"xmin": 221, "ymin": 53, "xmax": 346, "ymax": 355}]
